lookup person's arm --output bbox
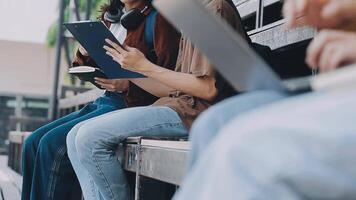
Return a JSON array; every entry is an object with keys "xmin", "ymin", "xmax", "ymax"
[
  {"xmin": 93, "ymin": 77, "xmax": 174, "ymax": 97},
  {"xmin": 104, "ymin": 40, "xmax": 218, "ymax": 101},
  {"xmin": 129, "ymin": 78, "xmax": 175, "ymax": 97},
  {"xmin": 94, "ymin": 78, "xmax": 130, "ymax": 92},
  {"xmin": 138, "ymin": 64, "xmax": 217, "ymax": 101},
  {"xmin": 306, "ymin": 30, "xmax": 356, "ymax": 72},
  {"xmin": 283, "ymin": 0, "xmax": 356, "ymax": 30}
]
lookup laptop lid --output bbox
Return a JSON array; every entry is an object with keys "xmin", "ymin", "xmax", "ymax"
[{"xmin": 153, "ymin": 0, "xmax": 287, "ymax": 92}]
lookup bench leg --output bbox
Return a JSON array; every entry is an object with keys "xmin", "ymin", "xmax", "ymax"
[{"xmin": 134, "ymin": 144, "xmax": 142, "ymax": 200}]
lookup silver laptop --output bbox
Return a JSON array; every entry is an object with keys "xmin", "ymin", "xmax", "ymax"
[{"xmin": 153, "ymin": 0, "xmax": 312, "ymax": 93}]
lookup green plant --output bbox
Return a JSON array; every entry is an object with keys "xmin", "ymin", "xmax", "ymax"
[
  {"xmin": 46, "ymin": 0, "xmax": 107, "ymax": 87},
  {"xmin": 46, "ymin": 0, "xmax": 107, "ymax": 48}
]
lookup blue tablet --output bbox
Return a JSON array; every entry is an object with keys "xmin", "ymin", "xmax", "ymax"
[{"xmin": 64, "ymin": 21, "xmax": 144, "ymax": 79}]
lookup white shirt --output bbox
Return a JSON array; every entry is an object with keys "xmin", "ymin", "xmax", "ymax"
[
  {"xmin": 109, "ymin": 23, "xmax": 127, "ymax": 44},
  {"xmin": 107, "ymin": 13, "xmax": 127, "ymax": 93}
]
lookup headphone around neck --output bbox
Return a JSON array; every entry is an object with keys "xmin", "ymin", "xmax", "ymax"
[{"xmin": 104, "ymin": 1, "xmax": 152, "ymax": 30}]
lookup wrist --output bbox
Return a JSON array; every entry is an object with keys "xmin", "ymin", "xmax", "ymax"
[
  {"xmin": 118, "ymin": 80, "xmax": 130, "ymax": 92},
  {"xmin": 141, "ymin": 61, "xmax": 164, "ymax": 77},
  {"xmin": 122, "ymin": 80, "xmax": 130, "ymax": 91}
]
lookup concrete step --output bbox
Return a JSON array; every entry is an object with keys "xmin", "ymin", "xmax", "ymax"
[{"xmin": 0, "ymin": 156, "xmax": 22, "ymax": 200}]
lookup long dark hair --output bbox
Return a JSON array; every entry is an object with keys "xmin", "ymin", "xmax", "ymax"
[
  {"xmin": 100, "ymin": 0, "xmax": 124, "ymax": 17},
  {"xmin": 225, "ymin": 0, "xmax": 251, "ymax": 44}
]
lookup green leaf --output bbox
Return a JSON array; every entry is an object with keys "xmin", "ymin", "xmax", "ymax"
[
  {"xmin": 46, "ymin": 22, "xmax": 59, "ymax": 48},
  {"xmin": 46, "ymin": 0, "xmax": 107, "ymax": 48}
]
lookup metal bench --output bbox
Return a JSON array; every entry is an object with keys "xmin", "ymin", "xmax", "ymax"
[
  {"xmin": 7, "ymin": 132, "xmax": 189, "ymax": 200},
  {"xmin": 123, "ymin": 137, "xmax": 189, "ymax": 199},
  {"xmin": 124, "ymin": 137, "xmax": 189, "ymax": 185}
]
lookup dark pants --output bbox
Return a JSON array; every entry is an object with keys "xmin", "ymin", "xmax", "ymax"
[{"xmin": 21, "ymin": 92, "xmax": 126, "ymax": 200}]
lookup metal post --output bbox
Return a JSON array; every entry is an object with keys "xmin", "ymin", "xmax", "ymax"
[
  {"xmin": 50, "ymin": 0, "xmax": 66, "ymax": 121},
  {"xmin": 259, "ymin": 0, "xmax": 264, "ymax": 27},
  {"xmin": 80, "ymin": 0, "xmax": 93, "ymax": 87},
  {"xmin": 255, "ymin": 0, "xmax": 264, "ymax": 28},
  {"xmin": 73, "ymin": 0, "xmax": 82, "ymax": 21},
  {"xmin": 134, "ymin": 138, "xmax": 142, "ymax": 200},
  {"xmin": 15, "ymin": 95, "xmax": 23, "ymax": 131},
  {"xmin": 86, "ymin": 0, "xmax": 92, "ymax": 20}
]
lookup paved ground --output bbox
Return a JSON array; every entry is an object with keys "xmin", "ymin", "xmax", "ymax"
[{"xmin": 0, "ymin": 156, "xmax": 21, "ymax": 200}]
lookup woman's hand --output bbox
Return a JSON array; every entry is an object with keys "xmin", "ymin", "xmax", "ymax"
[
  {"xmin": 283, "ymin": 0, "xmax": 356, "ymax": 29},
  {"xmin": 103, "ymin": 39, "xmax": 155, "ymax": 75},
  {"xmin": 94, "ymin": 78, "xmax": 130, "ymax": 92},
  {"xmin": 306, "ymin": 30, "xmax": 356, "ymax": 72}
]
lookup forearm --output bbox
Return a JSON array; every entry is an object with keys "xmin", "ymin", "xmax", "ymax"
[
  {"xmin": 103, "ymin": 41, "xmax": 217, "ymax": 100},
  {"xmin": 130, "ymin": 78, "xmax": 174, "ymax": 97},
  {"xmin": 141, "ymin": 62, "xmax": 217, "ymax": 101}
]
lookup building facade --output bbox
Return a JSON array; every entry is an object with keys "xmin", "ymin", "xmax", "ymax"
[{"xmin": 0, "ymin": 0, "xmax": 62, "ymax": 153}]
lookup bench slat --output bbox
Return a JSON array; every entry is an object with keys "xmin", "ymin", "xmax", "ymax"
[
  {"xmin": 249, "ymin": 19, "xmax": 316, "ymax": 50},
  {"xmin": 58, "ymin": 88, "xmax": 104, "ymax": 109},
  {"xmin": 124, "ymin": 143, "xmax": 188, "ymax": 186}
]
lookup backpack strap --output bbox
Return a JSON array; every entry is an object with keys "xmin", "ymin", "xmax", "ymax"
[{"xmin": 145, "ymin": 9, "xmax": 158, "ymax": 62}]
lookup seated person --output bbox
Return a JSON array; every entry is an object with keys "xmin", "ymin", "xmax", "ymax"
[
  {"xmin": 21, "ymin": 0, "xmax": 181, "ymax": 199},
  {"xmin": 174, "ymin": 0, "xmax": 356, "ymax": 199},
  {"xmin": 174, "ymin": 75, "xmax": 356, "ymax": 200},
  {"xmin": 186, "ymin": 0, "xmax": 356, "ymax": 169},
  {"xmin": 65, "ymin": 0, "xmax": 246, "ymax": 199}
]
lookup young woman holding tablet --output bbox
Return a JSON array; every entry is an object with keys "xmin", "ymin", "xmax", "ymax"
[
  {"xmin": 21, "ymin": 0, "xmax": 180, "ymax": 199},
  {"xmin": 66, "ymin": 0, "xmax": 246, "ymax": 199}
]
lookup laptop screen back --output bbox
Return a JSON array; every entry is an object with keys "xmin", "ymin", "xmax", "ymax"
[{"xmin": 153, "ymin": 0, "xmax": 286, "ymax": 92}]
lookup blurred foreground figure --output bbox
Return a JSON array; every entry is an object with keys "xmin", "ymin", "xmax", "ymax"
[
  {"xmin": 174, "ymin": 0, "xmax": 356, "ymax": 199},
  {"xmin": 175, "ymin": 89, "xmax": 356, "ymax": 200}
]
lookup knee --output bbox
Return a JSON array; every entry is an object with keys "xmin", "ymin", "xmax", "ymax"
[
  {"xmin": 22, "ymin": 135, "xmax": 36, "ymax": 155},
  {"xmin": 66, "ymin": 123, "xmax": 82, "ymax": 159},
  {"xmin": 22, "ymin": 130, "xmax": 45, "ymax": 156},
  {"xmin": 74, "ymin": 124, "xmax": 99, "ymax": 162}
]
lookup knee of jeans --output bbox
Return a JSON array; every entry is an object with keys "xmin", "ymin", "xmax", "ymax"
[
  {"xmin": 74, "ymin": 124, "xmax": 99, "ymax": 162},
  {"xmin": 22, "ymin": 128, "xmax": 47, "ymax": 153},
  {"xmin": 66, "ymin": 125, "xmax": 80, "ymax": 159},
  {"xmin": 22, "ymin": 134, "xmax": 37, "ymax": 156}
]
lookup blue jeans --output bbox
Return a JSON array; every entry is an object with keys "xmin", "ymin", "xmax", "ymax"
[
  {"xmin": 188, "ymin": 91, "xmax": 288, "ymax": 169},
  {"xmin": 66, "ymin": 106, "xmax": 188, "ymax": 200},
  {"xmin": 21, "ymin": 92, "xmax": 126, "ymax": 200},
  {"xmin": 174, "ymin": 90, "xmax": 356, "ymax": 200}
]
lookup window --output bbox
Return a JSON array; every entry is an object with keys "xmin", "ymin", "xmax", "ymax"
[
  {"xmin": 22, "ymin": 97, "xmax": 49, "ymax": 118},
  {"xmin": 0, "ymin": 96, "xmax": 16, "ymax": 152}
]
